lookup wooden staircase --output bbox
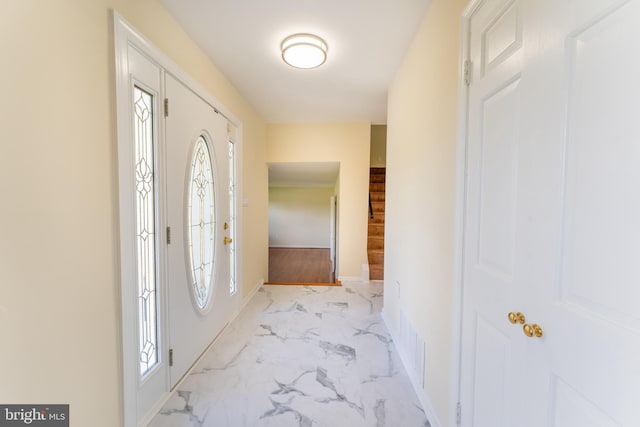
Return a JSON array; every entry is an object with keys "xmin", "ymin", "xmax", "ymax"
[{"xmin": 367, "ymin": 167, "xmax": 386, "ymax": 280}]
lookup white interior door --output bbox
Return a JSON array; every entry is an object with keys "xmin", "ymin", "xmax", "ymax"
[
  {"xmin": 460, "ymin": 0, "xmax": 640, "ymax": 426},
  {"xmin": 460, "ymin": 1, "xmax": 530, "ymax": 424},
  {"xmin": 165, "ymin": 74, "xmax": 235, "ymax": 387}
]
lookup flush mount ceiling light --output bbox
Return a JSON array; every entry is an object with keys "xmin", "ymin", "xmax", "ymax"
[{"xmin": 281, "ymin": 33, "xmax": 328, "ymax": 69}]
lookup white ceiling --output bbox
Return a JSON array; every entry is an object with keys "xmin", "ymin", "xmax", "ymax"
[
  {"xmin": 160, "ymin": 0, "xmax": 431, "ymax": 124},
  {"xmin": 268, "ymin": 162, "xmax": 340, "ymax": 187}
]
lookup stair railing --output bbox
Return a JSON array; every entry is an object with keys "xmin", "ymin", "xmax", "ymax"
[{"xmin": 369, "ymin": 193, "xmax": 374, "ymax": 219}]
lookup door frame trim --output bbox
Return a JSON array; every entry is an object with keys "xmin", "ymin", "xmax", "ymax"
[
  {"xmin": 450, "ymin": 0, "xmax": 483, "ymax": 424},
  {"xmin": 113, "ymin": 11, "xmax": 243, "ymax": 426}
]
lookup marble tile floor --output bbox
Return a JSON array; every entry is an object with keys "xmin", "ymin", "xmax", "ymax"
[{"xmin": 149, "ymin": 281, "xmax": 430, "ymax": 427}]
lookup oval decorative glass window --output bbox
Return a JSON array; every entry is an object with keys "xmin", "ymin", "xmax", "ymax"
[{"xmin": 188, "ymin": 136, "xmax": 216, "ymax": 310}]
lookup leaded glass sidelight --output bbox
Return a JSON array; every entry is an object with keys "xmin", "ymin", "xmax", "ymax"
[
  {"xmin": 133, "ymin": 86, "xmax": 159, "ymax": 377},
  {"xmin": 188, "ymin": 137, "xmax": 216, "ymax": 310}
]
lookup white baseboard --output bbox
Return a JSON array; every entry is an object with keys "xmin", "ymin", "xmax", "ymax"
[
  {"xmin": 381, "ymin": 309, "xmax": 443, "ymax": 427},
  {"xmin": 361, "ymin": 263, "xmax": 370, "ymax": 281},
  {"xmin": 239, "ymin": 278, "xmax": 264, "ymax": 314},
  {"xmin": 337, "ymin": 276, "xmax": 365, "ymax": 282},
  {"xmin": 140, "ymin": 391, "xmax": 171, "ymax": 427},
  {"xmin": 268, "ymin": 245, "xmax": 330, "ymax": 249}
]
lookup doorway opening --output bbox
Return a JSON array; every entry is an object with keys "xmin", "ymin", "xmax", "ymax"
[{"xmin": 267, "ymin": 162, "xmax": 339, "ymax": 285}]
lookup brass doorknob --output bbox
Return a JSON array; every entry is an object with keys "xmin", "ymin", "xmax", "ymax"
[
  {"xmin": 223, "ymin": 236, "xmax": 233, "ymax": 245},
  {"xmin": 508, "ymin": 312, "xmax": 526, "ymax": 325},
  {"xmin": 523, "ymin": 323, "xmax": 543, "ymax": 338}
]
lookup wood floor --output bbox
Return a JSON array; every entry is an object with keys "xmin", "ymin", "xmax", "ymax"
[{"xmin": 267, "ymin": 247, "xmax": 338, "ymax": 285}]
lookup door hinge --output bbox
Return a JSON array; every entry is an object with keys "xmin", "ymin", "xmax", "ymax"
[
  {"xmin": 164, "ymin": 98, "xmax": 169, "ymax": 117},
  {"xmin": 169, "ymin": 348, "xmax": 174, "ymax": 367},
  {"xmin": 166, "ymin": 226, "xmax": 171, "ymax": 244},
  {"xmin": 464, "ymin": 60, "xmax": 472, "ymax": 86},
  {"xmin": 456, "ymin": 402, "xmax": 462, "ymax": 426}
]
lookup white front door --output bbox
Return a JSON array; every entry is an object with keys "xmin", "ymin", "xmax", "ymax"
[
  {"xmin": 165, "ymin": 74, "xmax": 236, "ymax": 387},
  {"xmin": 460, "ymin": 0, "xmax": 640, "ymax": 426}
]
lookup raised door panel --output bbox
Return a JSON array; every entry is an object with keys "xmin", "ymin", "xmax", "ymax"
[
  {"xmin": 477, "ymin": 78, "xmax": 520, "ymax": 278},
  {"xmin": 552, "ymin": 378, "xmax": 621, "ymax": 427},
  {"xmin": 560, "ymin": 0, "xmax": 640, "ymax": 328},
  {"xmin": 470, "ymin": 316, "xmax": 513, "ymax": 427},
  {"xmin": 481, "ymin": 0, "xmax": 522, "ymax": 76}
]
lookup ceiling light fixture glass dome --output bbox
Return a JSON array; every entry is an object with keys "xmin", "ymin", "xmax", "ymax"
[{"xmin": 281, "ymin": 33, "xmax": 328, "ymax": 69}]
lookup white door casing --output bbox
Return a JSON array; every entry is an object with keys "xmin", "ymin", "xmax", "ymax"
[
  {"xmin": 330, "ymin": 195, "xmax": 337, "ymax": 278},
  {"xmin": 114, "ymin": 12, "xmax": 242, "ymax": 426},
  {"xmin": 165, "ymin": 74, "xmax": 237, "ymax": 387},
  {"xmin": 458, "ymin": 0, "xmax": 640, "ymax": 426}
]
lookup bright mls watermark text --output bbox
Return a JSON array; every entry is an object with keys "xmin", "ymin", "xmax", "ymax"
[{"xmin": 0, "ymin": 405, "xmax": 68, "ymax": 426}]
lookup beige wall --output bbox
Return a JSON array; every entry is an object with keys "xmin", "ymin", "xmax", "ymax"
[
  {"xmin": 384, "ymin": 0, "xmax": 467, "ymax": 425},
  {"xmin": 0, "ymin": 1, "xmax": 267, "ymax": 425},
  {"xmin": 269, "ymin": 187, "xmax": 334, "ymax": 248},
  {"xmin": 266, "ymin": 123, "xmax": 370, "ymax": 278},
  {"xmin": 370, "ymin": 124, "xmax": 387, "ymax": 167}
]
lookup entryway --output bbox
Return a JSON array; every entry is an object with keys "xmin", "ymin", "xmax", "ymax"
[{"xmin": 267, "ymin": 162, "xmax": 339, "ymax": 284}]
